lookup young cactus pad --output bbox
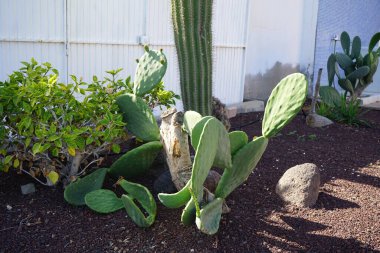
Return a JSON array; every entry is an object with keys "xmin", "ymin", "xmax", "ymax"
[
  {"xmin": 108, "ymin": 141, "xmax": 163, "ymax": 179},
  {"xmin": 85, "ymin": 189, "xmax": 124, "ymax": 214},
  {"xmin": 133, "ymin": 46, "xmax": 167, "ymax": 96},
  {"xmin": 262, "ymin": 73, "xmax": 308, "ymax": 138},
  {"xmin": 215, "ymin": 136, "xmax": 268, "ymax": 199},
  {"xmin": 229, "ymin": 131, "xmax": 249, "ymax": 155},
  {"xmin": 183, "ymin": 111, "xmax": 203, "ymax": 136},
  {"xmin": 119, "ymin": 179, "xmax": 157, "ymax": 228},
  {"xmin": 116, "ymin": 94, "xmax": 160, "ymax": 142},
  {"xmin": 158, "ymin": 181, "xmax": 191, "ymax": 209},
  {"xmin": 191, "ymin": 116, "xmax": 232, "ymax": 169},
  {"xmin": 195, "ymin": 198, "xmax": 224, "ymax": 235},
  {"xmin": 64, "ymin": 168, "xmax": 107, "ymax": 206},
  {"xmin": 190, "ymin": 118, "xmax": 220, "ymax": 200}
]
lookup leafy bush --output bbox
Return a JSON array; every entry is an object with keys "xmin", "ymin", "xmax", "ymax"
[{"xmin": 0, "ymin": 59, "xmax": 178, "ymax": 185}]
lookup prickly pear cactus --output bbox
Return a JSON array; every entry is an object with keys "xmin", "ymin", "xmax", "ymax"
[
  {"xmin": 133, "ymin": 46, "xmax": 167, "ymax": 96},
  {"xmin": 262, "ymin": 73, "xmax": 308, "ymax": 138},
  {"xmin": 64, "ymin": 168, "xmax": 107, "ymax": 206},
  {"xmin": 327, "ymin": 31, "xmax": 380, "ymax": 97},
  {"xmin": 195, "ymin": 198, "xmax": 223, "ymax": 235},
  {"xmin": 85, "ymin": 189, "xmax": 124, "ymax": 213},
  {"xmin": 215, "ymin": 136, "xmax": 268, "ymax": 199},
  {"xmin": 229, "ymin": 131, "xmax": 248, "ymax": 155},
  {"xmin": 116, "ymin": 94, "xmax": 160, "ymax": 142},
  {"xmin": 119, "ymin": 179, "xmax": 157, "ymax": 228},
  {"xmin": 108, "ymin": 141, "xmax": 163, "ymax": 179},
  {"xmin": 158, "ymin": 181, "xmax": 191, "ymax": 208}
]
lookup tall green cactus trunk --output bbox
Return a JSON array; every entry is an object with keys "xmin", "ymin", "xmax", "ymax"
[{"xmin": 171, "ymin": 0, "xmax": 213, "ymax": 115}]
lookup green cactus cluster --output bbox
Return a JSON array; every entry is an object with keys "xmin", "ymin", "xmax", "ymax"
[
  {"xmin": 171, "ymin": 0, "xmax": 213, "ymax": 115},
  {"xmin": 65, "ymin": 47, "xmax": 308, "ymax": 234},
  {"xmin": 327, "ymin": 31, "xmax": 380, "ymax": 97},
  {"xmin": 64, "ymin": 47, "xmax": 167, "ymax": 228},
  {"xmin": 159, "ymin": 73, "xmax": 308, "ymax": 234}
]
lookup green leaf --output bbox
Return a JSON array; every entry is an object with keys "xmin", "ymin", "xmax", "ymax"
[
  {"xmin": 25, "ymin": 138, "xmax": 32, "ymax": 148},
  {"xmin": 32, "ymin": 143, "xmax": 42, "ymax": 155},
  {"xmin": 68, "ymin": 147, "xmax": 76, "ymax": 157},
  {"xmin": 4, "ymin": 155, "xmax": 14, "ymax": 164},
  {"xmin": 51, "ymin": 148, "xmax": 59, "ymax": 157},
  {"xmin": 47, "ymin": 171, "xmax": 59, "ymax": 185},
  {"xmin": 111, "ymin": 144, "xmax": 121, "ymax": 154},
  {"xmin": 41, "ymin": 143, "xmax": 51, "ymax": 152},
  {"xmin": 47, "ymin": 135, "xmax": 61, "ymax": 142},
  {"xmin": 13, "ymin": 159, "xmax": 20, "ymax": 168}
]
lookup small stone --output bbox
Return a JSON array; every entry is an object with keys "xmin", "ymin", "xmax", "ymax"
[
  {"xmin": 276, "ymin": 163, "xmax": 320, "ymax": 207},
  {"xmin": 21, "ymin": 183, "xmax": 36, "ymax": 195},
  {"xmin": 6, "ymin": 204, "xmax": 12, "ymax": 210}
]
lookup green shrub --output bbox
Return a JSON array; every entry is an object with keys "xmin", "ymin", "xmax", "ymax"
[{"xmin": 0, "ymin": 59, "xmax": 178, "ymax": 185}]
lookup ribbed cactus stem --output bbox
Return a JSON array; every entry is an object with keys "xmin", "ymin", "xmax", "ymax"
[{"xmin": 171, "ymin": 0, "xmax": 213, "ymax": 115}]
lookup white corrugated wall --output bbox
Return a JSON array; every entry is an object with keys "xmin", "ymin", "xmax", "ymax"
[{"xmin": 0, "ymin": 0, "xmax": 249, "ymax": 108}]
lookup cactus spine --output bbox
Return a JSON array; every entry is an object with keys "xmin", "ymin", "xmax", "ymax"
[{"xmin": 171, "ymin": 0, "xmax": 213, "ymax": 115}]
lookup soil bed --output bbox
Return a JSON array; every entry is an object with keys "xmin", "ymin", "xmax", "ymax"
[{"xmin": 1, "ymin": 109, "xmax": 380, "ymax": 252}]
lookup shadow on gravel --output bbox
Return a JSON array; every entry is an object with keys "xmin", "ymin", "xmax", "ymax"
[{"xmin": 314, "ymin": 192, "xmax": 360, "ymax": 210}]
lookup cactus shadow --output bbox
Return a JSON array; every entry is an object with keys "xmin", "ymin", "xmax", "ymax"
[
  {"xmin": 314, "ymin": 192, "xmax": 360, "ymax": 210},
  {"xmin": 254, "ymin": 217, "xmax": 372, "ymax": 252}
]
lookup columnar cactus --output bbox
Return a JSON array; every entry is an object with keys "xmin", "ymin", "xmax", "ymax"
[
  {"xmin": 171, "ymin": 0, "xmax": 213, "ymax": 115},
  {"xmin": 327, "ymin": 31, "xmax": 380, "ymax": 98}
]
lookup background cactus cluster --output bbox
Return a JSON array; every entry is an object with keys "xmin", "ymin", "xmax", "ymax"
[{"xmin": 327, "ymin": 31, "xmax": 380, "ymax": 98}]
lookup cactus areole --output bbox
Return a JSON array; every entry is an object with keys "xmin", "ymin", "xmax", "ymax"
[{"xmin": 171, "ymin": 0, "xmax": 213, "ymax": 115}]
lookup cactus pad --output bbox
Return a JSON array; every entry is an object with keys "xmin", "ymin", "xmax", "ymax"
[
  {"xmin": 64, "ymin": 168, "xmax": 107, "ymax": 206},
  {"xmin": 158, "ymin": 181, "xmax": 191, "ymax": 208},
  {"xmin": 191, "ymin": 116, "xmax": 231, "ymax": 169},
  {"xmin": 85, "ymin": 189, "xmax": 124, "ymax": 213},
  {"xmin": 181, "ymin": 197, "xmax": 197, "ymax": 226},
  {"xmin": 190, "ymin": 118, "xmax": 219, "ymax": 199},
  {"xmin": 262, "ymin": 73, "xmax": 308, "ymax": 138},
  {"xmin": 215, "ymin": 136, "xmax": 269, "ymax": 199},
  {"xmin": 229, "ymin": 131, "xmax": 248, "ymax": 155},
  {"xmin": 108, "ymin": 141, "xmax": 163, "ymax": 179},
  {"xmin": 319, "ymin": 86, "xmax": 341, "ymax": 107},
  {"xmin": 183, "ymin": 111, "xmax": 203, "ymax": 135},
  {"xmin": 116, "ymin": 94, "xmax": 160, "ymax": 142},
  {"xmin": 195, "ymin": 198, "xmax": 223, "ymax": 235},
  {"xmin": 119, "ymin": 179, "xmax": 156, "ymax": 228},
  {"xmin": 133, "ymin": 47, "xmax": 167, "ymax": 96}
]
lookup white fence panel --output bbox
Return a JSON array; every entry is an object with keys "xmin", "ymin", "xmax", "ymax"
[
  {"xmin": 0, "ymin": 0, "xmax": 66, "ymax": 80},
  {"xmin": 0, "ymin": 0, "xmax": 249, "ymax": 106}
]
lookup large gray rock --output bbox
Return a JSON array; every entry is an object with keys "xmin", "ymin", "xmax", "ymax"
[{"xmin": 276, "ymin": 163, "xmax": 320, "ymax": 207}]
